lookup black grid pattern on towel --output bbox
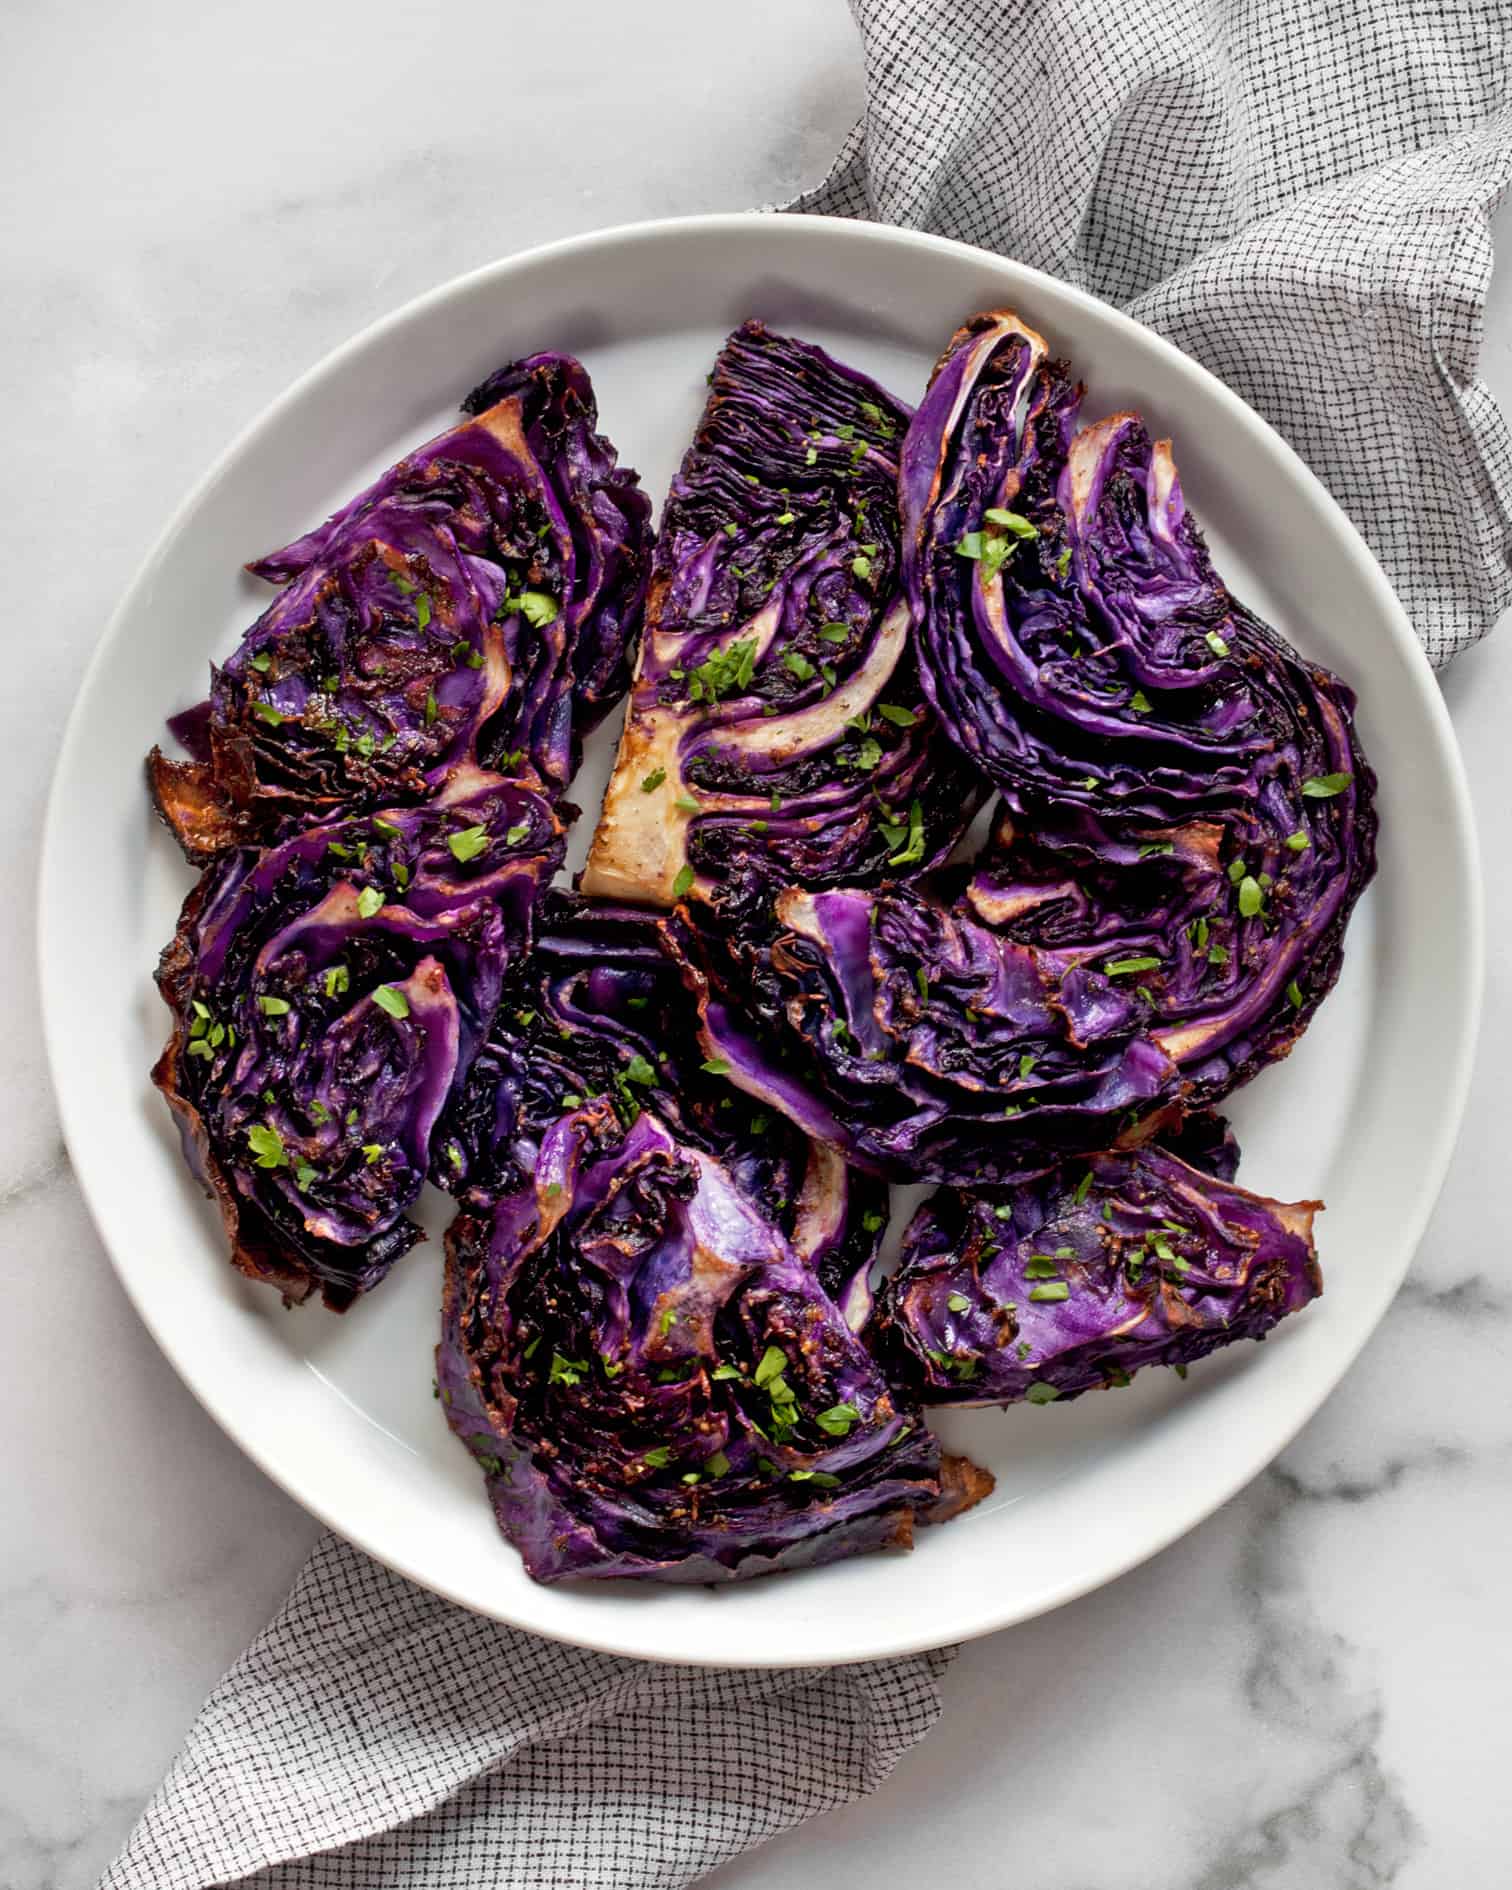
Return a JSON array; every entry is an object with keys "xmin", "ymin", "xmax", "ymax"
[
  {"xmin": 100, "ymin": 1535, "xmax": 953, "ymax": 1890},
  {"xmin": 794, "ymin": 0, "xmax": 1512, "ymax": 666}
]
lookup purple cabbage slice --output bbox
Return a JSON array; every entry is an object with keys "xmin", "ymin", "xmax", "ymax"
[
  {"xmin": 582, "ymin": 321, "xmax": 982, "ymax": 915},
  {"xmin": 677, "ymin": 311, "xmax": 1378, "ymax": 1185},
  {"xmin": 678, "ymin": 882, "xmax": 1185, "ymax": 1187},
  {"xmin": 149, "ymin": 352, "xmax": 652, "ymax": 860},
  {"xmin": 438, "ymin": 1103, "xmax": 992, "ymax": 1583},
  {"xmin": 902, "ymin": 311, "xmax": 1377, "ymax": 1100},
  {"xmin": 153, "ymin": 766, "xmax": 564, "ymax": 1308},
  {"xmin": 869, "ymin": 1144, "xmax": 1320, "ymax": 1405},
  {"xmin": 437, "ymin": 891, "xmax": 890, "ymax": 1330}
]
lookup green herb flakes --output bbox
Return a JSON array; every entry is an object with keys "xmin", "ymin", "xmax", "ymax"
[
  {"xmin": 1301, "ymin": 772, "xmax": 1351, "ymax": 798},
  {"xmin": 448, "ymin": 824, "xmax": 490, "ymax": 863}
]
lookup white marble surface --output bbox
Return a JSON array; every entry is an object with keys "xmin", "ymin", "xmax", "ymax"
[{"xmin": 3, "ymin": 3, "xmax": 1509, "ymax": 1884}]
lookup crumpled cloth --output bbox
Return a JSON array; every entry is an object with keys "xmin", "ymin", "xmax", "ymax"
[
  {"xmin": 101, "ymin": 6, "xmax": 1512, "ymax": 1888},
  {"xmin": 797, "ymin": 0, "xmax": 1512, "ymax": 665},
  {"xmin": 100, "ymin": 1535, "xmax": 952, "ymax": 1889}
]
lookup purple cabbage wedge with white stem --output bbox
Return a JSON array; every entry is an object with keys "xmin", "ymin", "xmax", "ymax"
[
  {"xmin": 435, "ymin": 891, "xmax": 890, "ymax": 1328},
  {"xmin": 439, "ymin": 1103, "xmax": 992, "ymax": 1584},
  {"xmin": 869, "ymin": 1143, "xmax": 1320, "ymax": 1405},
  {"xmin": 582, "ymin": 321, "xmax": 982, "ymax": 917},
  {"xmin": 901, "ymin": 311, "xmax": 1377, "ymax": 1103},
  {"xmin": 681, "ymin": 881, "xmax": 1186, "ymax": 1187},
  {"xmin": 153, "ymin": 766, "xmax": 563, "ymax": 1308},
  {"xmin": 149, "ymin": 352, "xmax": 652, "ymax": 860}
]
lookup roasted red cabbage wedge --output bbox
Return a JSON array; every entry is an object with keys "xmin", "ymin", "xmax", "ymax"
[
  {"xmin": 902, "ymin": 312, "xmax": 1377, "ymax": 1096},
  {"xmin": 870, "ymin": 1144, "xmax": 1320, "ymax": 1405},
  {"xmin": 149, "ymin": 353, "xmax": 651, "ymax": 860},
  {"xmin": 438, "ymin": 1103, "xmax": 992, "ymax": 1583},
  {"xmin": 436, "ymin": 891, "xmax": 888, "ymax": 1329},
  {"xmin": 153, "ymin": 767, "xmax": 563, "ymax": 1308},
  {"xmin": 683, "ymin": 882, "xmax": 1184, "ymax": 1186},
  {"xmin": 583, "ymin": 321, "xmax": 981, "ymax": 913},
  {"xmin": 680, "ymin": 313, "xmax": 1378, "ymax": 1183}
]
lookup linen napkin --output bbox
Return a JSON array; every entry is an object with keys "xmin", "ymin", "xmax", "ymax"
[
  {"xmin": 101, "ymin": 1536, "xmax": 952, "ymax": 1889},
  {"xmin": 798, "ymin": 0, "xmax": 1512, "ymax": 667},
  {"xmin": 102, "ymin": 6, "xmax": 1512, "ymax": 1888}
]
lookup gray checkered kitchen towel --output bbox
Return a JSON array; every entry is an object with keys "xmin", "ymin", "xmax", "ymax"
[
  {"xmin": 800, "ymin": 0, "xmax": 1512, "ymax": 666},
  {"xmin": 102, "ymin": 6, "xmax": 1512, "ymax": 1889}
]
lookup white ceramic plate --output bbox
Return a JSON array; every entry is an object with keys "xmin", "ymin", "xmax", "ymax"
[{"xmin": 39, "ymin": 215, "xmax": 1481, "ymax": 1665}]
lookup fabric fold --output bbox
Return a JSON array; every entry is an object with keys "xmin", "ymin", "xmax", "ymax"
[
  {"xmin": 795, "ymin": 0, "xmax": 1512, "ymax": 664},
  {"xmin": 100, "ymin": 1536, "xmax": 952, "ymax": 1890}
]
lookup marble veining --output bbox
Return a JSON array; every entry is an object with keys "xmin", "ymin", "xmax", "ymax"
[{"xmin": 4, "ymin": 3, "xmax": 1510, "ymax": 1887}]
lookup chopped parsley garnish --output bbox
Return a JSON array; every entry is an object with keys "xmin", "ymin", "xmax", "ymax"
[
  {"xmin": 815, "ymin": 1402, "xmax": 859, "ymax": 1437},
  {"xmin": 246, "ymin": 1122, "xmax": 286, "ymax": 1169},
  {"xmin": 1287, "ymin": 978, "xmax": 1304, "ymax": 1008},
  {"xmin": 324, "ymin": 964, "xmax": 350, "ymax": 998},
  {"xmin": 1105, "ymin": 955, "xmax": 1160, "ymax": 976},
  {"xmin": 641, "ymin": 767, "xmax": 666, "ymax": 792},
  {"xmin": 1025, "ymin": 1381, "xmax": 1060, "ymax": 1404},
  {"xmin": 642, "ymin": 1447, "xmax": 672, "ymax": 1470},
  {"xmin": 947, "ymin": 1293, "xmax": 971, "ymax": 1314},
  {"xmin": 983, "ymin": 506, "xmax": 1038, "ymax": 538},
  {"xmin": 671, "ymin": 863, "xmax": 696, "ymax": 899},
  {"xmin": 954, "ymin": 529, "xmax": 1015, "ymax": 580},
  {"xmin": 1073, "ymin": 1169, "xmax": 1095, "ymax": 1205},
  {"xmin": 548, "ymin": 1352, "xmax": 588, "ymax": 1387},
  {"xmin": 705, "ymin": 1450, "xmax": 731, "ymax": 1478},
  {"xmin": 1285, "ymin": 829, "xmax": 1310, "ymax": 851},
  {"xmin": 700, "ymin": 1056, "xmax": 732, "ymax": 1077},
  {"xmin": 1301, "ymin": 772, "xmax": 1351, "ymax": 798},
  {"xmin": 258, "ymin": 995, "xmax": 290, "ymax": 1016},
  {"xmin": 784, "ymin": 650, "xmax": 815, "ymax": 683},
  {"xmin": 623, "ymin": 1053, "xmax": 656, "ymax": 1087},
  {"xmin": 753, "ymin": 1345, "xmax": 787, "ymax": 1388},
  {"xmin": 251, "ymin": 701, "xmax": 286, "ymax": 725},
  {"xmin": 505, "ymin": 822, "xmax": 530, "ymax": 846},
  {"xmin": 674, "ymin": 794, "xmax": 701, "ymax": 813},
  {"xmin": 686, "ymin": 638, "xmax": 756, "ymax": 704},
  {"xmin": 515, "ymin": 590, "xmax": 559, "ymax": 628},
  {"xmin": 887, "ymin": 799, "xmax": 926, "ymax": 867},
  {"xmin": 1205, "ymin": 632, "xmax": 1230, "ymax": 657},
  {"xmin": 1237, "ymin": 875, "xmax": 1264, "ymax": 919},
  {"xmin": 448, "ymin": 825, "xmax": 490, "ymax": 863},
  {"xmin": 877, "ymin": 702, "xmax": 919, "ymax": 727},
  {"xmin": 1129, "ymin": 690, "xmax": 1153, "ymax": 714},
  {"xmin": 355, "ymin": 887, "xmax": 384, "ymax": 919},
  {"xmin": 373, "ymin": 984, "xmax": 410, "ymax": 1020},
  {"xmin": 818, "ymin": 622, "xmax": 851, "ymax": 643}
]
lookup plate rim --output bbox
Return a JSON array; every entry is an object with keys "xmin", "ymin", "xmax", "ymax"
[{"xmin": 38, "ymin": 211, "xmax": 1486, "ymax": 1663}]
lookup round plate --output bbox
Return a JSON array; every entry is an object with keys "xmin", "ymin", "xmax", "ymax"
[{"xmin": 39, "ymin": 214, "xmax": 1482, "ymax": 1665}]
